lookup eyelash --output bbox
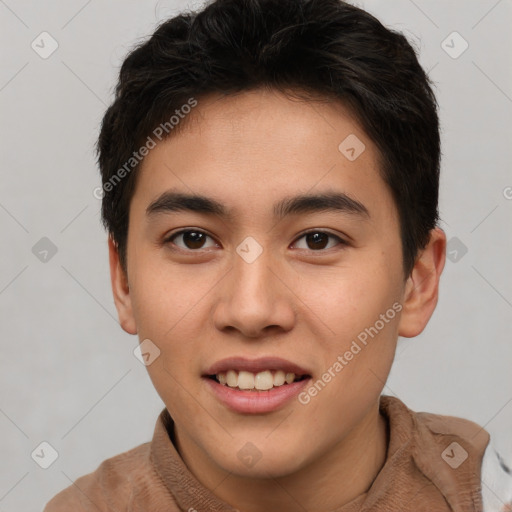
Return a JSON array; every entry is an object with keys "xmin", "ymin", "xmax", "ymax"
[{"xmin": 163, "ymin": 229, "xmax": 347, "ymax": 253}]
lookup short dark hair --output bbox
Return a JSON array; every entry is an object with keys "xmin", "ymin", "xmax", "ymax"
[{"xmin": 97, "ymin": 0, "xmax": 440, "ymax": 279}]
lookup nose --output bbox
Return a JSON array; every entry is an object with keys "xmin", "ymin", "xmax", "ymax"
[{"xmin": 212, "ymin": 246, "xmax": 296, "ymax": 339}]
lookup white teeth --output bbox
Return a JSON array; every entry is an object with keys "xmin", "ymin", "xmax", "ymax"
[
  {"xmin": 237, "ymin": 370, "xmax": 255, "ymax": 390},
  {"xmin": 215, "ymin": 370, "xmax": 301, "ymax": 390},
  {"xmin": 273, "ymin": 370, "xmax": 285, "ymax": 386},
  {"xmin": 254, "ymin": 370, "xmax": 273, "ymax": 390},
  {"xmin": 226, "ymin": 370, "xmax": 237, "ymax": 387}
]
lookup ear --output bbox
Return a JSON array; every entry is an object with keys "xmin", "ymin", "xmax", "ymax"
[
  {"xmin": 398, "ymin": 227, "xmax": 446, "ymax": 338},
  {"xmin": 108, "ymin": 236, "xmax": 137, "ymax": 335}
]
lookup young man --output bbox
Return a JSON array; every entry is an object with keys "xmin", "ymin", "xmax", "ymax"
[{"xmin": 44, "ymin": 0, "xmax": 511, "ymax": 510}]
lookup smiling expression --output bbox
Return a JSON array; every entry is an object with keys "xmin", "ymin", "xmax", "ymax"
[{"xmin": 109, "ymin": 87, "xmax": 432, "ymax": 479}]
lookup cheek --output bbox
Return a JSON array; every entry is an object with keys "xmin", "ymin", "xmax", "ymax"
[
  {"xmin": 312, "ymin": 265, "xmax": 401, "ymax": 386},
  {"xmin": 315, "ymin": 264, "xmax": 400, "ymax": 336},
  {"xmin": 308, "ymin": 301, "xmax": 398, "ymax": 423},
  {"xmin": 128, "ymin": 270, "xmax": 204, "ymax": 396},
  {"xmin": 129, "ymin": 254, "xmax": 213, "ymax": 337},
  {"xmin": 129, "ymin": 267, "xmax": 205, "ymax": 417}
]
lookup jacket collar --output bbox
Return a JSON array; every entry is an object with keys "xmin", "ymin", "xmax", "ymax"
[{"xmin": 149, "ymin": 395, "xmax": 490, "ymax": 511}]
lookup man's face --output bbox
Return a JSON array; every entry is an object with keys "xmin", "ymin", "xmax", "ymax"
[{"xmin": 118, "ymin": 88, "xmax": 409, "ymax": 477}]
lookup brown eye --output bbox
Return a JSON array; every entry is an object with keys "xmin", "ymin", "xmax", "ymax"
[
  {"xmin": 293, "ymin": 231, "xmax": 345, "ymax": 251},
  {"xmin": 166, "ymin": 230, "xmax": 217, "ymax": 250},
  {"xmin": 306, "ymin": 232, "xmax": 329, "ymax": 250}
]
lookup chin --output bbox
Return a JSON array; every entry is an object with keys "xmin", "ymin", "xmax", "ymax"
[{"xmin": 213, "ymin": 441, "xmax": 311, "ymax": 479}]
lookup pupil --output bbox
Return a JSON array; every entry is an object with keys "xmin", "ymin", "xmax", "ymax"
[
  {"xmin": 184, "ymin": 231, "xmax": 205, "ymax": 249},
  {"xmin": 307, "ymin": 232, "xmax": 327, "ymax": 250}
]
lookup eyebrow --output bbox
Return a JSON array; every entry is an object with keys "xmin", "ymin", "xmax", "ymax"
[{"xmin": 146, "ymin": 189, "xmax": 370, "ymax": 221}]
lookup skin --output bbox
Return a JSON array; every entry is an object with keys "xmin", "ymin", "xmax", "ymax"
[{"xmin": 109, "ymin": 87, "xmax": 446, "ymax": 512}]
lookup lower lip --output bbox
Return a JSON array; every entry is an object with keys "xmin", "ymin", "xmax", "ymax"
[{"xmin": 203, "ymin": 376, "xmax": 311, "ymax": 414}]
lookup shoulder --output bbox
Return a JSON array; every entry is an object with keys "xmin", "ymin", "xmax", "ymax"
[
  {"xmin": 43, "ymin": 441, "xmax": 153, "ymax": 512},
  {"xmin": 415, "ymin": 406, "xmax": 512, "ymax": 511},
  {"xmin": 414, "ymin": 408, "xmax": 490, "ymax": 450},
  {"xmin": 382, "ymin": 395, "xmax": 491, "ymax": 452}
]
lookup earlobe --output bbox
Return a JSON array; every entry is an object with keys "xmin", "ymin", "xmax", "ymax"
[
  {"xmin": 108, "ymin": 236, "xmax": 138, "ymax": 335},
  {"xmin": 398, "ymin": 227, "xmax": 447, "ymax": 338}
]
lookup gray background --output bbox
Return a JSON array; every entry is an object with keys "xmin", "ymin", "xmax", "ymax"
[{"xmin": 1, "ymin": 0, "xmax": 511, "ymax": 510}]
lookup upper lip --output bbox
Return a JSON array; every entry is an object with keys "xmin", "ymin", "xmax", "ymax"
[{"xmin": 204, "ymin": 356, "xmax": 311, "ymax": 377}]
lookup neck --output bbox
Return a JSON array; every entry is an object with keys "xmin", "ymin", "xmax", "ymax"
[{"xmin": 175, "ymin": 400, "xmax": 389, "ymax": 512}]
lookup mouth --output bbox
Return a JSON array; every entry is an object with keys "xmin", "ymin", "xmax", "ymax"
[
  {"xmin": 206, "ymin": 370, "xmax": 309, "ymax": 391},
  {"xmin": 202, "ymin": 357, "xmax": 312, "ymax": 413}
]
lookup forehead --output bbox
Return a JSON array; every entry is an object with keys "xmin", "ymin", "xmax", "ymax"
[{"xmin": 132, "ymin": 88, "xmax": 396, "ymax": 226}]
